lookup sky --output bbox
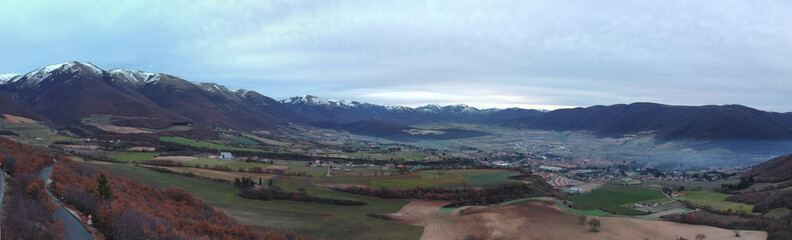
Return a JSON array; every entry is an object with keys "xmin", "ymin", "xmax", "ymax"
[{"xmin": 1, "ymin": 1, "xmax": 790, "ymax": 111}]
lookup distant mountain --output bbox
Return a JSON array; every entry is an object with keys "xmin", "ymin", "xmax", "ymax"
[
  {"xmin": 280, "ymin": 95, "xmax": 544, "ymax": 124},
  {"xmin": 743, "ymin": 154, "xmax": 792, "ymax": 183},
  {"xmin": 3, "ymin": 61, "xmax": 791, "ymax": 143},
  {"xmin": 314, "ymin": 119, "xmax": 488, "ymax": 140},
  {"xmin": 506, "ymin": 102, "xmax": 792, "ymax": 141},
  {"xmin": 0, "ymin": 61, "xmax": 306, "ymax": 131}
]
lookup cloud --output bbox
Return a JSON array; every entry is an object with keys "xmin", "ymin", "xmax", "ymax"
[{"xmin": 1, "ymin": 0, "xmax": 790, "ymax": 111}]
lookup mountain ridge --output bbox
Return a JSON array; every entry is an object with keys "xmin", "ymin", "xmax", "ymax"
[{"xmin": 2, "ymin": 61, "xmax": 792, "ymax": 142}]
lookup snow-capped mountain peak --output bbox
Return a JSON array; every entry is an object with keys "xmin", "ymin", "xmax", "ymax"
[
  {"xmin": 281, "ymin": 95, "xmax": 364, "ymax": 108},
  {"xmin": 108, "ymin": 68, "xmax": 159, "ymax": 86},
  {"xmin": 0, "ymin": 73, "xmax": 20, "ymax": 84},
  {"xmin": 193, "ymin": 82, "xmax": 234, "ymax": 94},
  {"xmin": 9, "ymin": 61, "xmax": 105, "ymax": 88}
]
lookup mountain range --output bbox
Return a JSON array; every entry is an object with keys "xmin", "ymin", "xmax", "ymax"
[{"xmin": 2, "ymin": 61, "xmax": 792, "ymax": 141}]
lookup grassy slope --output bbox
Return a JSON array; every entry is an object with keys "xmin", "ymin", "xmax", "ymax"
[
  {"xmin": 85, "ymin": 162, "xmax": 423, "ymax": 240},
  {"xmin": 568, "ymin": 184, "xmax": 667, "ymax": 215},
  {"xmin": 183, "ymin": 158, "xmax": 274, "ymax": 170},
  {"xmin": 676, "ymin": 191, "xmax": 757, "ymax": 215},
  {"xmin": 108, "ymin": 152, "xmax": 159, "ymax": 162}
]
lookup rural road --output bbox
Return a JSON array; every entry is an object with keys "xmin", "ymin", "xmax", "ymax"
[
  {"xmin": 1, "ymin": 170, "xmax": 5, "ymax": 239},
  {"xmin": 39, "ymin": 166, "xmax": 95, "ymax": 240},
  {"xmin": 661, "ymin": 190, "xmax": 676, "ymax": 201}
]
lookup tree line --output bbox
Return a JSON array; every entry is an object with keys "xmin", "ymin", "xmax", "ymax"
[
  {"xmin": 235, "ymin": 177, "xmax": 366, "ymax": 206},
  {"xmin": 338, "ymin": 181, "xmax": 560, "ymax": 207}
]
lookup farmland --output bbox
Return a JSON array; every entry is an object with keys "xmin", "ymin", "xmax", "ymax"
[
  {"xmin": 108, "ymin": 152, "xmax": 159, "ymax": 162},
  {"xmin": 159, "ymin": 136, "xmax": 265, "ymax": 152},
  {"xmin": 676, "ymin": 191, "xmax": 758, "ymax": 215},
  {"xmin": 85, "ymin": 162, "xmax": 424, "ymax": 240},
  {"xmin": 386, "ymin": 198, "xmax": 766, "ymax": 240},
  {"xmin": 316, "ymin": 169, "xmax": 518, "ymax": 189},
  {"xmin": 568, "ymin": 184, "xmax": 668, "ymax": 215}
]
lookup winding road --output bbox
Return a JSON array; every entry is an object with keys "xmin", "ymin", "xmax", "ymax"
[
  {"xmin": 39, "ymin": 166, "xmax": 94, "ymax": 240},
  {"xmin": 1, "ymin": 170, "xmax": 5, "ymax": 238}
]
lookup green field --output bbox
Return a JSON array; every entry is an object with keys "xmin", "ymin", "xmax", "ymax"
[
  {"xmin": 184, "ymin": 158, "xmax": 274, "ymax": 170},
  {"xmin": 159, "ymin": 136, "xmax": 265, "ymax": 152},
  {"xmin": 231, "ymin": 137, "xmax": 259, "ymax": 145},
  {"xmin": 463, "ymin": 172, "xmax": 519, "ymax": 185},
  {"xmin": 108, "ymin": 152, "xmax": 160, "ymax": 162},
  {"xmin": 676, "ymin": 191, "xmax": 757, "ymax": 215},
  {"xmin": 0, "ymin": 120, "xmax": 79, "ymax": 145},
  {"xmin": 85, "ymin": 162, "xmax": 423, "ymax": 240},
  {"xmin": 642, "ymin": 179, "xmax": 739, "ymax": 192},
  {"xmin": 368, "ymin": 169, "xmax": 515, "ymax": 188},
  {"xmin": 568, "ymin": 184, "xmax": 668, "ymax": 215}
]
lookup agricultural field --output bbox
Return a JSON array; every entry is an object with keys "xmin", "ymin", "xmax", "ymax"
[
  {"xmin": 84, "ymin": 162, "xmax": 424, "ymax": 240},
  {"xmin": 231, "ymin": 137, "xmax": 259, "ymax": 145},
  {"xmin": 676, "ymin": 191, "xmax": 758, "ymax": 215},
  {"xmin": 0, "ymin": 115, "xmax": 79, "ymax": 145},
  {"xmin": 154, "ymin": 166, "xmax": 277, "ymax": 182},
  {"xmin": 326, "ymin": 169, "xmax": 518, "ymax": 188},
  {"xmin": 183, "ymin": 158, "xmax": 275, "ymax": 170},
  {"xmin": 395, "ymin": 199, "xmax": 767, "ymax": 240},
  {"xmin": 643, "ymin": 179, "xmax": 740, "ymax": 192},
  {"xmin": 568, "ymin": 184, "xmax": 668, "ymax": 215},
  {"xmin": 108, "ymin": 152, "xmax": 160, "ymax": 162},
  {"xmin": 159, "ymin": 136, "xmax": 265, "ymax": 152}
]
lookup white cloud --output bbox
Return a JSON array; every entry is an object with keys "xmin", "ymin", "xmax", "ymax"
[{"xmin": 1, "ymin": 0, "xmax": 790, "ymax": 111}]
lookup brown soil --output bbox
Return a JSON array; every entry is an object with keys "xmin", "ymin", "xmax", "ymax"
[
  {"xmin": 151, "ymin": 156, "xmax": 197, "ymax": 163},
  {"xmin": 90, "ymin": 123, "xmax": 152, "ymax": 134},
  {"xmin": 60, "ymin": 144, "xmax": 100, "ymax": 150},
  {"xmin": 2, "ymin": 114, "xmax": 37, "ymax": 123},
  {"xmin": 127, "ymin": 146, "xmax": 156, "ymax": 152},
  {"xmin": 264, "ymin": 165, "xmax": 290, "ymax": 171},
  {"xmin": 382, "ymin": 200, "xmax": 452, "ymax": 226},
  {"xmin": 386, "ymin": 199, "xmax": 766, "ymax": 240}
]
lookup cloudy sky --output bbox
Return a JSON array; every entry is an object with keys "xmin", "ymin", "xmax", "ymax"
[{"xmin": 1, "ymin": 1, "xmax": 790, "ymax": 111}]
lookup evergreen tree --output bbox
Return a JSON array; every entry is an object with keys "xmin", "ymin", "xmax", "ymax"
[{"xmin": 93, "ymin": 174, "xmax": 113, "ymax": 200}]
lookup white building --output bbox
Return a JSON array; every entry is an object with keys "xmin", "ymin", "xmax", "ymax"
[{"xmin": 219, "ymin": 152, "xmax": 234, "ymax": 160}]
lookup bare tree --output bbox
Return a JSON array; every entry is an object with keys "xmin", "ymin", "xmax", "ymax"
[
  {"xmin": 588, "ymin": 218, "xmax": 601, "ymax": 232},
  {"xmin": 734, "ymin": 230, "xmax": 741, "ymax": 237},
  {"xmin": 578, "ymin": 215, "xmax": 587, "ymax": 225},
  {"xmin": 695, "ymin": 234, "xmax": 706, "ymax": 240}
]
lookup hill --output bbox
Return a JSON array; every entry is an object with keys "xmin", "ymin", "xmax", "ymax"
[
  {"xmin": 314, "ymin": 119, "xmax": 487, "ymax": 140},
  {"xmin": 507, "ymin": 102, "xmax": 792, "ymax": 141},
  {"xmin": 281, "ymin": 95, "xmax": 544, "ymax": 124},
  {"xmin": 744, "ymin": 154, "xmax": 792, "ymax": 183},
  {"xmin": 0, "ymin": 61, "xmax": 307, "ymax": 131},
  {"xmin": 384, "ymin": 199, "xmax": 766, "ymax": 240}
]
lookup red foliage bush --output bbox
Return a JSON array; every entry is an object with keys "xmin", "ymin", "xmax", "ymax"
[
  {"xmin": 52, "ymin": 158, "xmax": 321, "ymax": 239},
  {"xmin": 0, "ymin": 137, "xmax": 64, "ymax": 239}
]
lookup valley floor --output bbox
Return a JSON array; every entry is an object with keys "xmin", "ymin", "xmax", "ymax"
[{"xmin": 388, "ymin": 199, "xmax": 766, "ymax": 240}]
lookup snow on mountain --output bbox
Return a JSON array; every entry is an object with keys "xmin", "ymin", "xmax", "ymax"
[
  {"xmin": 282, "ymin": 95, "xmax": 493, "ymax": 114},
  {"xmin": 7, "ymin": 61, "xmax": 106, "ymax": 88},
  {"xmin": 193, "ymin": 82, "xmax": 231, "ymax": 93},
  {"xmin": 383, "ymin": 104, "xmax": 411, "ymax": 111},
  {"xmin": 282, "ymin": 95, "xmax": 372, "ymax": 109},
  {"xmin": 108, "ymin": 68, "xmax": 158, "ymax": 86},
  {"xmin": 0, "ymin": 73, "xmax": 20, "ymax": 84}
]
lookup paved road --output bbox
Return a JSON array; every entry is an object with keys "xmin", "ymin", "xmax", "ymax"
[
  {"xmin": 1, "ymin": 170, "xmax": 5, "ymax": 239},
  {"xmin": 39, "ymin": 166, "xmax": 94, "ymax": 240}
]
